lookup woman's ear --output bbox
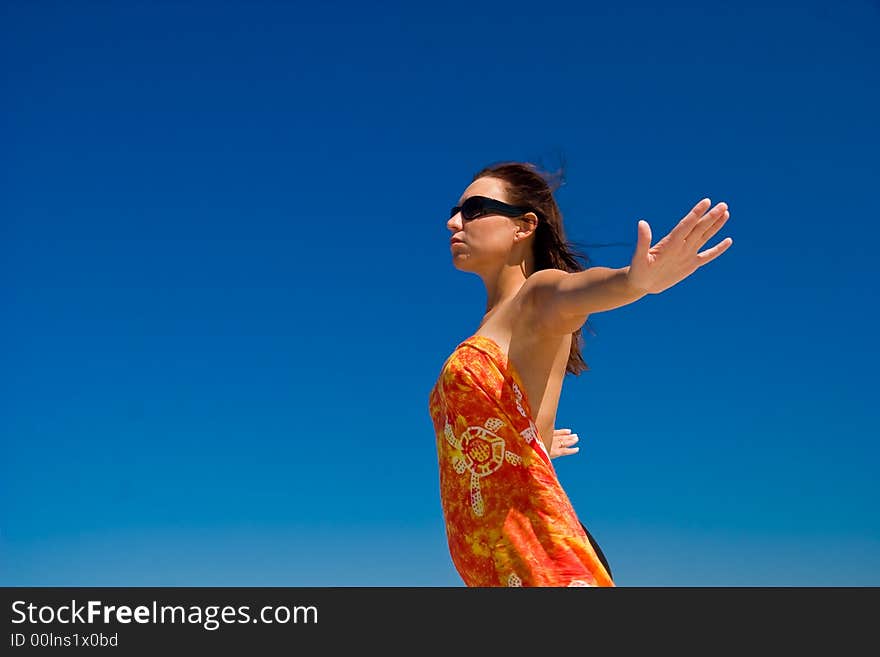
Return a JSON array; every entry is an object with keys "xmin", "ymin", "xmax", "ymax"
[{"xmin": 517, "ymin": 212, "xmax": 539, "ymax": 239}]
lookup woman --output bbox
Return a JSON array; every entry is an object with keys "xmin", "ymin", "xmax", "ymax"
[{"xmin": 427, "ymin": 161, "xmax": 732, "ymax": 587}]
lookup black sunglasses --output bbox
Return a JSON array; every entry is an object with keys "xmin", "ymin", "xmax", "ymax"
[{"xmin": 450, "ymin": 195, "xmax": 536, "ymax": 222}]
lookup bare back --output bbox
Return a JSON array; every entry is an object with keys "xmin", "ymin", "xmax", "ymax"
[{"xmin": 472, "ymin": 283, "xmax": 574, "ymax": 454}]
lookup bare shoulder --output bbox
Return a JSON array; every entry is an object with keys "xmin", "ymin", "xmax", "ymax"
[
  {"xmin": 520, "ymin": 269, "xmax": 586, "ymax": 336},
  {"xmin": 518, "ymin": 268, "xmax": 568, "ymax": 309}
]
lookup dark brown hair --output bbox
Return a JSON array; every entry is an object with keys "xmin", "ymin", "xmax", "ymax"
[{"xmin": 473, "ymin": 161, "xmax": 595, "ymax": 375}]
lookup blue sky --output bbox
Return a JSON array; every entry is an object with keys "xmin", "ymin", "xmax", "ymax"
[{"xmin": 2, "ymin": 0, "xmax": 878, "ymax": 586}]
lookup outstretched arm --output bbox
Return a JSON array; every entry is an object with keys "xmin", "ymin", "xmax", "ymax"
[{"xmin": 525, "ymin": 198, "xmax": 732, "ymax": 334}]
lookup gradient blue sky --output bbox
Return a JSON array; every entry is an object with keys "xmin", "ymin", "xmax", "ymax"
[{"xmin": 2, "ymin": 0, "xmax": 878, "ymax": 586}]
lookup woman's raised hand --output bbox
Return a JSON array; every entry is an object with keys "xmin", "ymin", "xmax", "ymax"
[{"xmin": 626, "ymin": 198, "xmax": 733, "ymax": 295}]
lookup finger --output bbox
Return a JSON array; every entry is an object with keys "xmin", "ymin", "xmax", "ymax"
[
  {"xmin": 552, "ymin": 446, "xmax": 579, "ymax": 459},
  {"xmin": 554, "ymin": 428, "xmax": 573, "ymax": 435},
  {"xmin": 696, "ymin": 210, "xmax": 730, "ymax": 245},
  {"xmin": 695, "ymin": 236, "xmax": 733, "ymax": 266},
  {"xmin": 670, "ymin": 198, "xmax": 711, "ymax": 241},
  {"xmin": 567, "ymin": 434, "xmax": 580, "ymax": 446},
  {"xmin": 635, "ymin": 219, "xmax": 652, "ymax": 260},
  {"xmin": 686, "ymin": 202, "xmax": 727, "ymax": 243}
]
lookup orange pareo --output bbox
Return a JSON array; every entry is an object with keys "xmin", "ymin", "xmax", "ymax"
[{"xmin": 428, "ymin": 335, "xmax": 614, "ymax": 587}]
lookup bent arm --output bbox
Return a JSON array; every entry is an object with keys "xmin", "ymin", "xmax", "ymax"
[{"xmin": 526, "ymin": 267, "xmax": 648, "ymax": 335}]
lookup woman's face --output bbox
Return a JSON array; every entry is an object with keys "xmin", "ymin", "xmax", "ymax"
[{"xmin": 447, "ymin": 176, "xmax": 519, "ymax": 273}]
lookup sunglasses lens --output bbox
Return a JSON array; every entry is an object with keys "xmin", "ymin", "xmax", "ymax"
[{"xmin": 461, "ymin": 197, "xmax": 484, "ymax": 220}]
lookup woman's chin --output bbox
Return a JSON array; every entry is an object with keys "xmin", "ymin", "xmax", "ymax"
[{"xmin": 451, "ymin": 255, "xmax": 472, "ymax": 272}]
